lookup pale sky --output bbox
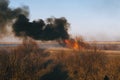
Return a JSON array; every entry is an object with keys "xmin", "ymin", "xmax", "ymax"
[{"xmin": 9, "ymin": 0, "xmax": 120, "ymax": 41}]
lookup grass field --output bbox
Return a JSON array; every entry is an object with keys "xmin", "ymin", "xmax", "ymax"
[
  {"xmin": 0, "ymin": 40, "xmax": 120, "ymax": 80},
  {"xmin": 89, "ymin": 41, "xmax": 120, "ymax": 44}
]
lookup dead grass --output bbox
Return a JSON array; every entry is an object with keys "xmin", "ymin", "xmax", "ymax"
[
  {"xmin": 0, "ymin": 39, "xmax": 120, "ymax": 80},
  {"xmin": 89, "ymin": 41, "xmax": 120, "ymax": 45}
]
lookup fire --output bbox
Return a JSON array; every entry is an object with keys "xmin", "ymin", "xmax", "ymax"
[
  {"xmin": 73, "ymin": 41, "xmax": 79, "ymax": 50},
  {"xmin": 64, "ymin": 39, "xmax": 84, "ymax": 50}
]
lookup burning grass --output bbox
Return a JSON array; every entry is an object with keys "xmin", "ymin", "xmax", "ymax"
[
  {"xmin": 63, "ymin": 36, "xmax": 90, "ymax": 51},
  {"xmin": 0, "ymin": 39, "xmax": 120, "ymax": 80}
]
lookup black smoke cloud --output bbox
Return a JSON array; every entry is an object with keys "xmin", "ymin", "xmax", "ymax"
[
  {"xmin": 0, "ymin": 0, "xmax": 70, "ymax": 40},
  {"xmin": 13, "ymin": 14, "xmax": 70, "ymax": 40},
  {"xmin": 0, "ymin": 0, "xmax": 29, "ymax": 34}
]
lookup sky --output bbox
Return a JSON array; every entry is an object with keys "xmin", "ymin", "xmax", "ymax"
[{"xmin": 9, "ymin": 0, "xmax": 120, "ymax": 41}]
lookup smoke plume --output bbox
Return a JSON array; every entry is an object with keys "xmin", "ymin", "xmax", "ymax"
[
  {"xmin": 13, "ymin": 15, "xmax": 70, "ymax": 40},
  {"xmin": 0, "ymin": 0, "xmax": 29, "ymax": 35},
  {"xmin": 0, "ymin": 0, "xmax": 70, "ymax": 40}
]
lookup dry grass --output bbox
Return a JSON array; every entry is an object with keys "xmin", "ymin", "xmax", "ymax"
[
  {"xmin": 102, "ymin": 50, "xmax": 120, "ymax": 58},
  {"xmin": 0, "ymin": 39, "xmax": 120, "ymax": 80},
  {"xmin": 89, "ymin": 41, "xmax": 120, "ymax": 45}
]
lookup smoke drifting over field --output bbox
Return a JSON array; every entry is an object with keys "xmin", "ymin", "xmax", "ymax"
[
  {"xmin": 13, "ymin": 15, "xmax": 69, "ymax": 40},
  {"xmin": 0, "ymin": 0, "xmax": 29, "ymax": 35},
  {"xmin": 0, "ymin": 0, "xmax": 70, "ymax": 40}
]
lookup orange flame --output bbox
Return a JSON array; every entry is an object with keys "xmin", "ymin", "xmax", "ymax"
[
  {"xmin": 64, "ymin": 39, "xmax": 83, "ymax": 50},
  {"xmin": 73, "ymin": 41, "xmax": 79, "ymax": 50}
]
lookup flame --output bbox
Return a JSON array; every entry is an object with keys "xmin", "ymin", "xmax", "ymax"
[
  {"xmin": 73, "ymin": 41, "xmax": 79, "ymax": 50},
  {"xmin": 64, "ymin": 39, "xmax": 83, "ymax": 50}
]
